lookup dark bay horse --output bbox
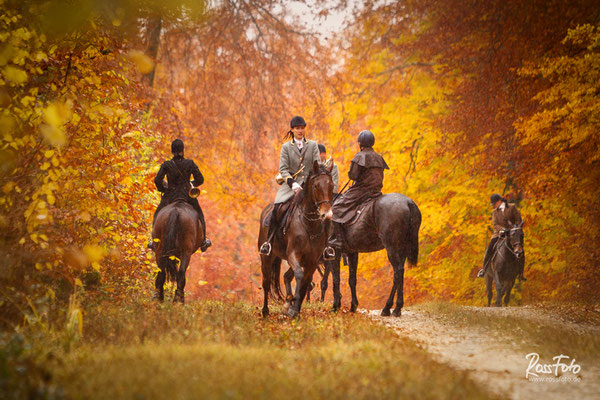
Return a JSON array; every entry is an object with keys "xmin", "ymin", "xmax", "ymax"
[
  {"xmin": 486, "ymin": 221, "xmax": 524, "ymax": 307},
  {"xmin": 258, "ymin": 161, "xmax": 334, "ymax": 318},
  {"xmin": 152, "ymin": 201, "xmax": 204, "ymax": 303},
  {"xmin": 330, "ymin": 193, "xmax": 421, "ymax": 317}
]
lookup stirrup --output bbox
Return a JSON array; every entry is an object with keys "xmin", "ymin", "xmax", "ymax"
[
  {"xmin": 147, "ymin": 238, "xmax": 154, "ymax": 250},
  {"xmin": 259, "ymin": 242, "xmax": 272, "ymax": 256},
  {"xmin": 477, "ymin": 268, "xmax": 485, "ymax": 278},
  {"xmin": 201, "ymin": 238, "xmax": 212, "ymax": 252},
  {"xmin": 323, "ymin": 246, "xmax": 335, "ymax": 260}
]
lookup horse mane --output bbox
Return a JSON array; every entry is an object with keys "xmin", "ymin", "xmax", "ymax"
[{"xmin": 292, "ymin": 164, "xmax": 331, "ymax": 207}]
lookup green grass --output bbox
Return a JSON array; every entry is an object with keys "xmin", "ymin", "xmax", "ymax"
[
  {"xmin": 2, "ymin": 298, "xmax": 500, "ymax": 400},
  {"xmin": 413, "ymin": 302, "xmax": 600, "ymax": 362}
]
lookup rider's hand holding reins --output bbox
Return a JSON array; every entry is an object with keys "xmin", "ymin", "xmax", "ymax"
[{"xmin": 292, "ymin": 182, "xmax": 302, "ymax": 194}]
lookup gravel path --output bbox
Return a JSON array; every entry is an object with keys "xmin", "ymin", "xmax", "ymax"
[{"xmin": 363, "ymin": 306, "xmax": 600, "ymax": 400}]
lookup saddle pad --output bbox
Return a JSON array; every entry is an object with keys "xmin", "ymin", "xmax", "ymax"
[
  {"xmin": 346, "ymin": 197, "xmax": 378, "ymax": 226},
  {"xmin": 263, "ymin": 200, "xmax": 294, "ymax": 227}
]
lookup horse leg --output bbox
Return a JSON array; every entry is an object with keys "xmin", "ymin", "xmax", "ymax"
[
  {"xmin": 320, "ymin": 261, "xmax": 330, "ymax": 302},
  {"xmin": 286, "ymin": 253, "xmax": 304, "ymax": 318},
  {"xmin": 174, "ymin": 254, "xmax": 191, "ymax": 304},
  {"xmin": 283, "ymin": 267, "xmax": 294, "ymax": 312},
  {"xmin": 485, "ymin": 274, "xmax": 493, "ymax": 307},
  {"xmin": 504, "ymin": 280, "xmax": 515, "ymax": 306},
  {"xmin": 392, "ymin": 257, "xmax": 406, "ymax": 317},
  {"xmin": 260, "ymin": 256, "xmax": 272, "ymax": 317},
  {"xmin": 153, "ymin": 269, "xmax": 165, "ymax": 302},
  {"xmin": 347, "ymin": 253, "xmax": 359, "ymax": 313},
  {"xmin": 381, "ymin": 248, "xmax": 403, "ymax": 317},
  {"xmin": 331, "ymin": 255, "xmax": 342, "ymax": 312},
  {"xmin": 493, "ymin": 270, "xmax": 503, "ymax": 307}
]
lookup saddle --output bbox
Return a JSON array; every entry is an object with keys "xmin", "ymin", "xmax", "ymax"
[{"xmin": 344, "ymin": 197, "xmax": 378, "ymax": 226}]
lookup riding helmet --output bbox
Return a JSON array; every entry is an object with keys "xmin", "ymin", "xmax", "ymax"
[
  {"xmin": 171, "ymin": 139, "xmax": 184, "ymax": 154},
  {"xmin": 358, "ymin": 130, "xmax": 375, "ymax": 148},
  {"xmin": 318, "ymin": 143, "xmax": 326, "ymax": 153},
  {"xmin": 290, "ymin": 116, "xmax": 307, "ymax": 128},
  {"xmin": 490, "ymin": 193, "xmax": 502, "ymax": 205}
]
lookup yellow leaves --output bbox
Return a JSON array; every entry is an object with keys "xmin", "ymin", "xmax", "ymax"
[
  {"xmin": 198, "ymin": 280, "xmax": 208, "ymax": 286},
  {"xmin": 39, "ymin": 100, "xmax": 73, "ymax": 148},
  {"xmin": 126, "ymin": 50, "xmax": 154, "ymax": 74},
  {"xmin": 2, "ymin": 181, "xmax": 14, "ymax": 193},
  {"xmin": 2, "ymin": 65, "xmax": 27, "ymax": 84},
  {"xmin": 43, "ymin": 100, "xmax": 73, "ymax": 127},
  {"xmin": 83, "ymin": 244, "xmax": 105, "ymax": 263}
]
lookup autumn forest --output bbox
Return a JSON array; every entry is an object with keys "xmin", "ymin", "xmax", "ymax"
[{"xmin": 1, "ymin": 0, "xmax": 600, "ymax": 395}]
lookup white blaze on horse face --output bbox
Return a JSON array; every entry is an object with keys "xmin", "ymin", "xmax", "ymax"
[{"xmin": 325, "ymin": 209, "xmax": 333, "ymax": 220}]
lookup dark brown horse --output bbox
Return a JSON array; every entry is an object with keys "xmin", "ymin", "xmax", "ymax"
[
  {"xmin": 152, "ymin": 201, "xmax": 204, "ymax": 303},
  {"xmin": 486, "ymin": 221, "xmax": 524, "ymax": 307},
  {"xmin": 330, "ymin": 194, "xmax": 421, "ymax": 316},
  {"xmin": 258, "ymin": 161, "xmax": 334, "ymax": 318}
]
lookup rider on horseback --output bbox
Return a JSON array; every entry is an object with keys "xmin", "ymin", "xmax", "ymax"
[
  {"xmin": 318, "ymin": 143, "xmax": 339, "ymax": 195},
  {"xmin": 148, "ymin": 139, "xmax": 211, "ymax": 252},
  {"xmin": 477, "ymin": 194, "xmax": 526, "ymax": 281},
  {"xmin": 326, "ymin": 130, "xmax": 389, "ymax": 257},
  {"xmin": 259, "ymin": 116, "xmax": 320, "ymax": 256}
]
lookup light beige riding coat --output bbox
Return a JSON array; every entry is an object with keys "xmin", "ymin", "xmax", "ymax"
[{"xmin": 274, "ymin": 138, "xmax": 320, "ymax": 204}]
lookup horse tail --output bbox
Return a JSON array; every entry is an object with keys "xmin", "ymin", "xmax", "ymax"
[
  {"xmin": 159, "ymin": 208, "xmax": 180, "ymax": 282},
  {"xmin": 406, "ymin": 200, "xmax": 422, "ymax": 268},
  {"xmin": 269, "ymin": 257, "xmax": 284, "ymax": 301}
]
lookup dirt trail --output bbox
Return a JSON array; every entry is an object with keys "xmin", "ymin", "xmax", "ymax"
[{"xmin": 363, "ymin": 306, "xmax": 600, "ymax": 400}]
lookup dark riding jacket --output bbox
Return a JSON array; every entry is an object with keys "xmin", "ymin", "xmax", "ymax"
[
  {"xmin": 153, "ymin": 156, "xmax": 206, "ymax": 230},
  {"xmin": 155, "ymin": 157, "xmax": 204, "ymax": 203},
  {"xmin": 333, "ymin": 147, "xmax": 389, "ymax": 224}
]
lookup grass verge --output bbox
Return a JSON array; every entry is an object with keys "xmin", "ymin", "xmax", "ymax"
[{"xmin": 3, "ymin": 298, "xmax": 500, "ymax": 400}]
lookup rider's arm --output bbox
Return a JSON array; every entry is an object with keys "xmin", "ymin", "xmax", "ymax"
[
  {"xmin": 332, "ymin": 164, "xmax": 339, "ymax": 193},
  {"xmin": 154, "ymin": 163, "xmax": 167, "ymax": 192},
  {"xmin": 279, "ymin": 144, "xmax": 292, "ymax": 182},
  {"xmin": 512, "ymin": 205, "xmax": 522, "ymax": 225},
  {"xmin": 348, "ymin": 161, "xmax": 363, "ymax": 181},
  {"xmin": 191, "ymin": 161, "xmax": 204, "ymax": 187},
  {"xmin": 492, "ymin": 211, "xmax": 504, "ymax": 236}
]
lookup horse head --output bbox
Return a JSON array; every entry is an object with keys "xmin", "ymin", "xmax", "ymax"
[
  {"xmin": 307, "ymin": 160, "xmax": 334, "ymax": 221},
  {"xmin": 507, "ymin": 220, "xmax": 525, "ymax": 259}
]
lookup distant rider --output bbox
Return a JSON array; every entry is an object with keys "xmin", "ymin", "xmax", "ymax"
[
  {"xmin": 148, "ymin": 139, "xmax": 211, "ymax": 252},
  {"xmin": 477, "ymin": 194, "xmax": 526, "ymax": 281}
]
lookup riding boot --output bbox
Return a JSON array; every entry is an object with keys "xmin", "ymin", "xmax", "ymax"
[
  {"xmin": 326, "ymin": 222, "xmax": 344, "ymax": 257},
  {"xmin": 478, "ymin": 237, "xmax": 497, "ymax": 278},
  {"xmin": 260, "ymin": 204, "xmax": 280, "ymax": 255}
]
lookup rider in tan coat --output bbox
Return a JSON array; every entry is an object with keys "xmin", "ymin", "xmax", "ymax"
[{"xmin": 259, "ymin": 116, "xmax": 320, "ymax": 255}]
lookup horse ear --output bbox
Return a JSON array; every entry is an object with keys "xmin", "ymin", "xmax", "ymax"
[
  {"xmin": 313, "ymin": 160, "xmax": 319, "ymax": 174},
  {"xmin": 520, "ymin": 220, "xmax": 525, "ymax": 228},
  {"xmin": 326, "ymin": 157, "xmax": 334, "ymax": 172}
]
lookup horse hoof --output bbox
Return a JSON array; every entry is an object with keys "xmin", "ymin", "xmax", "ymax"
[
  {"xmin": 262, "ymin": 308, "xmax": 269, "ymax": 318},
  {"xmin": 330, "ymin": 307, "xmax": 339, "ymax": 313},
  {"xmin": 381, "ymin": 309, "xmax": 391, "ymax": 317},
  {"xmin": 152, "ymin": 291, "xmax": 164, "ymax": 302},
  {"xmin": 286, "ymin": 308, "xmax": 299, "ymax": 318},
  {"xmin": 350, "ymin": 304, "xmax": 358, "ymax": 313},
  {"xmin": 173, "ymin": 291, "xmax": 185, "ymax": 304},
  {"xmin": 392, "ymin": 308, "xmax": 402, "ymax": 317},
  {"xmin": 282, "ymin": 302, "xmax": 291, "ymax": 312}
]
